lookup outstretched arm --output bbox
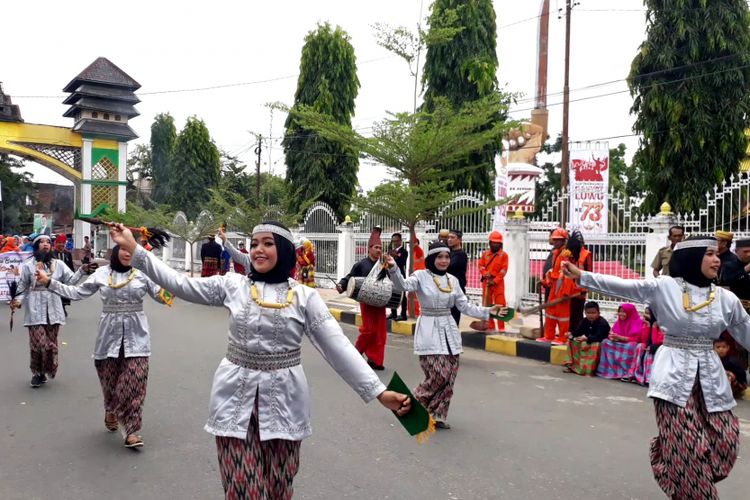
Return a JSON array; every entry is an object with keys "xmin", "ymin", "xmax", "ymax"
[
  {"xmin": 563, "ymin": 261, "xmax": 658, "ymax": 304},
  {"xmin": 46, "ymin": 272, "xmax": 102, "ymax": 301},
  {"xmin": 219, "ymin": 229, "xmax": 251, "ymax": 271},
  {"xmin": 385, "ymin": 256, "xmax": 420, "ymax": 292}
]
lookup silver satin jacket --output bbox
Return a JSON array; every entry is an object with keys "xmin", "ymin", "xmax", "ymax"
[
  {"xmin": 130, "ymin": 246, "xmax": 386, "ymax": 441},
  {"xmin": 16, "ymin": 258, "xmax": 84, "ymax": 326},
  {"xmin": 48, "ymin": 266, "xmax": 167, "ymax": 360},
  {"xmin": 580, "ymin": 272, "xmax": 750, "ymax": 412},
  {"xmin": 388, "ymin": 268, "xmax": 489, "ymax": 355}
]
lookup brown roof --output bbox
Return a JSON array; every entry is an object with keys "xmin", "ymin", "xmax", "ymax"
[{"xmin": 63, "ymin": 57, "xmax": 141, "ymax": 92}]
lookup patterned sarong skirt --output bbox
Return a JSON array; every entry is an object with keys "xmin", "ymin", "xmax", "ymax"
[
  {"xmin": 414, "ymin": 354, "xmax": 460, "ymax": 421},
  {"xmin": 596, "ymin": 339, "xmax": 639, "ymax": 379},
  {"xmin": 564, "ymin": 339, "xmax": 600, "ymax": 376},
  {"xmin": 650, "ymin": 377, "xmax": 739, "ymax": 499}
]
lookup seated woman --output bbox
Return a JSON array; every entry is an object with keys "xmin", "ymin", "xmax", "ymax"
[
  {"xmin": 596, "ymin": 303, "xmax": 644, "ymax": 379},
  {"xmin": 630, "ymin": 306, "xmax": 665, "ymax": 385},
  {"xmin": 563, "ymin": 301, "xmax": 610, "ymax": 375}
]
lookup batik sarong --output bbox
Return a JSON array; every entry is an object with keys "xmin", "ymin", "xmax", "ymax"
[
  {"xmin": 650, "ymin": 377, "xmax": 739, "ymax": 500},
  {"xmin": 414, "ymin": 354, "xmax": 460, "ymax": 421},
  {"xmin": 201, "ymin": 257, "xmax": 220, "ymax": 277},
  {"xmin": 596, "ymin": 339, "xmax": 639, "ymax": 379},
  {"xmin": 28, "ymin": 324, "xmax": 60, "ymax": 377},
  {"xmin": 632, "ymin": 344, "xmax": 657, "ymax": 385},
  {"xmin": 94, "ymin": 351, "xmax": 149, "ymax": 436},
  {"xmin": 215, "ymin": 402, "xmax": 301, "ymax": 500},
  {"xmin": 564, "ymin": 339, "xmax": 600, "ymax": 376}
]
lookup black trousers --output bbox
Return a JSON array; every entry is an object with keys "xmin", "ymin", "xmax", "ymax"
[{"xmin": 390, "ymin": 293, "xmax": 408, "ymax": 318}]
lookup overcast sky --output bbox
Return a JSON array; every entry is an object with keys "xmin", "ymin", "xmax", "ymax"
[{"xmin": 4, "ymin": 0, "xmax": 646, "ymax": 190}]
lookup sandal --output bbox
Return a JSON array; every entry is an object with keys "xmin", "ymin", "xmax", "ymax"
[
  {"xmin": 124, "ymin": 435, "xmax": 144, "ymax": 448},
  {"xmin": 104, "ymin": 413, "xmax": 118, "ymax": 432}
]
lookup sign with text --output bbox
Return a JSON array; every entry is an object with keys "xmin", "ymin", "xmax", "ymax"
[
  {"xmin": 569, "ymin": 145, "xmax": 609, "ymax": 235},
  {"xmin": 0, "ymin": 251, "xmax": 32, "ymax": 302}
]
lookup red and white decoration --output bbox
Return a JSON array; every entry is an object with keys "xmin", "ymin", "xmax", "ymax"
[{"xmin": 569, "ymin": 143, "xmax": 609, "ymax": 235}]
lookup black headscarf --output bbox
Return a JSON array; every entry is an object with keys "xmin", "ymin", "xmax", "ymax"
[
  {"xmin": 566, "ymin": 233, "xmax": 582, "ymax": 262},
  {"xmin": 668, "ymin": 235, "xmax": 716, "ymax": 288},
  {"xmin": 110, "ymin": 245, "xmax": 132, "ymax": 273},
  {"xmin": 249, "ymin": 221, "xmax": 296, "ymax": 284},
  {"xmin": 425, "ymin": 241, "xmax": 450, "ymax": 276}
]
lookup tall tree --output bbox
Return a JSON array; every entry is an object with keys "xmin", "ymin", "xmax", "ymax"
[
  {"xmin": 126, "ymin": 143, "xmax": 153, "ymax": 206},
  {"xmin": 282, "ymin": 23, "xmax": 360, "ymax": 219},
  {"xmin": 629, "ymin": 0, "xmax": 750, "ymax": 213},
  {"xmin": 0, "ymin": 154, "xmax": 34, "ymax": 233},
  {"xmin": 169, "ymin": 117, "xmax": 221, "ymax": 219},
  {"xmin": 150, "ymin": 113, "xmax": 177, "ymax": 204},
  {"xmin": 422, "ymin": 0, "xmax": 501, "ymax": 196}
]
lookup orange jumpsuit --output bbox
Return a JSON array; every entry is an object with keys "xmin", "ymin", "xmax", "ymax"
[
  {"xmin": 410, "ymin": 243, "xmax": 426, "ymax": 316},
  {"xmin": 478, "ymin": 249, "xmax": 509, "ymax": 331},
  {"xmin": 543, "ymin": 249, "xmax": 576, "ymax": 342}
]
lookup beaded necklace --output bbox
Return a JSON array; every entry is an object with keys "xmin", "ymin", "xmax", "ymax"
[
  {"xmin": 108, "ymin": 268, "xmax": 137, "ymax": 289},
  {"xmin": 430, "ymin": 271, "xmax": 453, "ymax": 293},
  {"xmin": 250, "ymin": 281, "xmax": 295, "ymax": 309}
]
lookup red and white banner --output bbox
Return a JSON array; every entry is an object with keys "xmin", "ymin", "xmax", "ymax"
[{"xmin": 569, "ymin": 145, "xmax": 609, "ymax": 235}]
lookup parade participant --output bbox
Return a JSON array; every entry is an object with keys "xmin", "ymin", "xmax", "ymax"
[
  {"xmin": 232, "ymin": 240, "xmax": 248, "ymax": 275},
  {"xmin": 567, "ymin": 231, "xmax": 592, "ymax": 331},
  {"xmin": 716, "ymin": 230, "xmax": 744, "ymax": 286},
  {"xmin": 386, "ymin": 241, "xmax": 504, "ymax": 429},
  {"xmin": 336, "ymin": 227, "xmax": 389, "ymax": 370},
  {"xmin": 650, "ymin": 225, "xmax": 684, "ymax": 277},
  {"xmin": 21, "ymin": 235, "xmax": 33, "ymax": 252},
  {"xmin": 387, "ymin": 233, "xmax": 408, "ymax": 321},
  {"xmin": 51, "ymin": 234, "xmax": 75, "ymax": 316},
  {"xmin": 562, "ymin": 236, "xmax": 750, "ymax": 499},
  {"xmin": 538, "ymin": 228, "xmax": 573, "ymax": 344},
  {"xmin": 199, "ymin": 235, "xmax": 222, "ymax": 277},
  {"xmin": 563, "ymin": 301, "xmax": 610, "ymax": 376},
  {"xmin": 295, "ymin": 238, "xmax": 316, "ymax": 287},
  {"xmin": 714, "ymin": 338, "xmax": 747, "ymax": 399},
  {"xmin": 36, "ymin": 245, "xmax": 173, "ymax": 448},
  {"xmin": 478, "ymin": 231, "xmax": 508, "ymax": 331},
  {"xmin": 109, "ymin": 221, "xmax": 410, "ymax": 499},
  {"xmin": 410, "ymin": 236, "xmax": 426, "ymax": 316},
  {"xmin": 10, "ymin": 235, "xmax": 83, "ymax": 388},
  {"xmin": 596, "ymin": 303, "xmax": 644, "ymax": 380},
  {"xmin": 446, "ymin": 229, "xmax": 468, "ymax": 326},
  {"xmin": 727, "ymin": 237, "xmax": 750, "ymax": 369}
]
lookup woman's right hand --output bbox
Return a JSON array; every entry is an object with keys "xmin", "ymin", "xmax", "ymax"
[
  {"xmin": 218, "ymin": 226, "xmax": 227, "ymax": 243},
  {"xmin": 561, "ymin": 261, "xmax": 582, "ymax": 280},
  {"xmin": 9, "ymin": 299, "xmax": 21, "ymax": 310},
  {"xmin": 109, "ymin": 224, "xmax": 138, "ymax": 254},
  {"xmin": 35, "ymin": 269, "xmax": 50, "ymax": 286},
  {"xmin": 384, "ymin": 255, "xmax": 396, "ymax": 269}
]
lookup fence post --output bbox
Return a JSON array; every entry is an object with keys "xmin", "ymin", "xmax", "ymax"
[
  {"xmin": 505, "ymin": 209, "xmax": 530, "ymax": 308},
  {"xmin": 646, "ymin": 202, "xmax": 677, "ymax": 276},
  {"xmin": 337, "ymin": 218, "xmax": 355, "ymax": 280},
  {"xmin": 161, "ymin": 237, "xmax": 172, "ymax": 263}
]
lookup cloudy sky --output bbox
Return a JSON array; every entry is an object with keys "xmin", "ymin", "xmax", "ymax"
[{"xmin": 4, "ymin": 0, "xmax": 646, "ymax": 189}]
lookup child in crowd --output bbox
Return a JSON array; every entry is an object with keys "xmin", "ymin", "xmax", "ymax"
[
  {"xmin": 628, "ymin": 307, "xmax": 664, "ymax": 385},
  {"xmin": 596, "ymin": 303, "xmax": 644, "ymax": 379},
  {"xmin": 563, "ymin": 301, "xmax": 610, "ymax": 375},
  {"xmin": 714, "ymin": 338, "xmax": 748, "ymax": 399}
]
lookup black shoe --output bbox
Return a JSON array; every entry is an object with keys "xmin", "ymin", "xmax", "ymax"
[
  {"xmin": 398, "ymin": 316, "xmax": 408, "ymax": 322},
  {"xmin": 30, "ymin": 375, "xmax": 44, "ymax": 388},
  {"xmin": 387, "ymin": 313, "xmax": 398, "ymax": 320},
  {"xmin": 40, "ymin": 374, "xmax": 47, "ymax": 384},
  {"xmin": 435, "ymin": 420, "xmax": 451, "ymax": 430},
  {"xmin": 367, "ymin": 360, "xmax": 385, "ymax": 371}
]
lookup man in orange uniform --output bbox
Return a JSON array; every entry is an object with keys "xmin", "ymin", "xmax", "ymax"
[
  {"xmin": 538, "ymin": 228, "xmax": 574, "ymax": 345},
  {"xmin": 410, "ymin": 236, "xmax": 426, "ymax": 316},
  {"xmin": 478, "ymin": 231, "xmax": 509, "ymax": 331}
]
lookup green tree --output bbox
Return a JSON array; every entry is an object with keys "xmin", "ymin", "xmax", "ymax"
[
  {"xmin": 608, "ymin": 143, "xmax": 644, "ymax": 201},
  {"xmin": 169, "ymin": 117, "xmax": 221, "ymax": 219},
  {"xmin": 126, "ymin": 143, "xmax": 152, "ymax": 206},
  {"xmin": 534, "ymin": 136, "xmax": 562, "ymax": 214},
  {"xmin": 0, "ymin": 154, "xmax": 34, "ymax": 233},
  {"xmin": 293, "ymin": 93, "xmax": 514, "ymax": 271},
  {"xmin": 282, "ymin": 23, "xmax": 360, "ymax": 219},
  {"xmin": 422, "ymin": 0, "xmax": 502, "ymax": 196},
  {"xmin": 629, "ymin": 0, "xmax": 750, "ymax": 213},
  {"xmin": 150, "ymin": 113, "xmax": 177, "ymax": 204}
]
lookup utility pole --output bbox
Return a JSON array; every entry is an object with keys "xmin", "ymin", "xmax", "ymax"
[
  {"xmin": 254, "ymin": 135, "xmax": 262, "ymax": 207},
  {"xmin": 560, "ymin": 0, "xmax": 576, "ymax": 226}
]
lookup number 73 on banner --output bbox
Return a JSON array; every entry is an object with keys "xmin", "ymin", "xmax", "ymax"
[{"xmin": 581, "ymin": 202, "xmax": 604, "ymax": 222}]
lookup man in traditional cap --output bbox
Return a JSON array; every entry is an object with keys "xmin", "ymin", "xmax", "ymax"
[
  {"xmin": 478, "ymin": 231, "xmax": 509, "ymax": 331},
  {"xmin": 51, "ymin": 234, "xmax": 75, "ymax": 316},
  {"xmin": 447, "ymin": 229, "xmax": 468, "ymax": 326},
  {"xmin": 716, "ymin": 230, "xmax": 744, "ymax": 287},
  {"xmin": 651, "ymin": 225, "xmax": 684, "ymax": 277},
  {"xmin": 336, "ymin": 226, "xmax": 388, "ymax": 370},
  {"xmin": 10, "ymin": 234, "xmax": 83, "ymax": 388}
]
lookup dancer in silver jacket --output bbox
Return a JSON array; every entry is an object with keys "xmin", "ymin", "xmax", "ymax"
[{"xmin": 109, "ymin": 220, "xmax": 411, "ymax": 499}]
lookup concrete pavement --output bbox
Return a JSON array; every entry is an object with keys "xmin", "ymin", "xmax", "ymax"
[{"xmin": 0, "ymin": 295, "xmax": 749, "ymax": 499}]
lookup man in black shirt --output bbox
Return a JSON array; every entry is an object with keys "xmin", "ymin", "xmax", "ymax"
[
  {"xmin": 336, "ymin": 227, "xmax": 388, "ymax": 370},
  {"xmin": 447, "ymin": 229, "xmax": 468, "ymax": 326},
  {"xmin": 387, "ymin": 233, "xmax": 409, "ymax": 321},
  {"xmin": 200, "ymin": 236, "xmax": 223, "ymax": 277}
]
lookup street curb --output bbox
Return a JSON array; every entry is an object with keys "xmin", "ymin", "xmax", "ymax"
[{"xmin": 328, "ymin": 307, "xmax": 565, "ymax": 365}]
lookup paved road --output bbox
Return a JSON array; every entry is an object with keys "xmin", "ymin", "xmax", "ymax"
[{"xmin": 1, "ymin": 296, "xmax": 749, "ymax": 500}]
